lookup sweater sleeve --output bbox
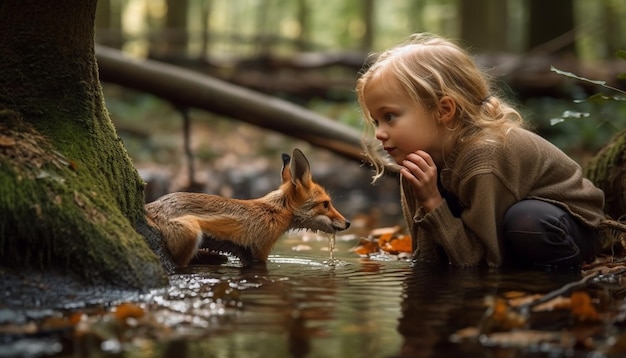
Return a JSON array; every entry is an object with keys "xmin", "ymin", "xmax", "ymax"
[
  {"xmin": 415, "ymin": 200, "xmax": 486, "ymax": 266},
  {"xmin": 402, "ymin": 172, "xmax": 517, "ymax": 267},
  {"xmin": 400, "ymin": 177, "xmax": 444, "ymax": 263},
  {"xmin": 401, "ymin": 175, "xmax": 485, "ymax": 266}
]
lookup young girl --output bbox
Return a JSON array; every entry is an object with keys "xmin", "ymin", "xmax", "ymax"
[{"xmin": 356, "ymin": 33, "xmax": 606, "ymax": 268}]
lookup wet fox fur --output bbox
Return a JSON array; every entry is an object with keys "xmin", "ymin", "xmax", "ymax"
[{"xmin": 145, "ymin": 149, "xmax": 350, "ymax": 267}]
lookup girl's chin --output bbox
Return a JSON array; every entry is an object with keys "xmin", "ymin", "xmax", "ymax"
[{"xmin": 389, "ymin": 155, "xmax": 405, "ymax": 165}]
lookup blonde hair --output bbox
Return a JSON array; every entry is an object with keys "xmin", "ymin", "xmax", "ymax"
[{"xmin": 356, "ymin": 33, "xmax": 523, "ymax": 181}]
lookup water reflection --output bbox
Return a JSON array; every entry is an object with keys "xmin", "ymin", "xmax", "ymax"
[
  {"xmin": 397, "ymin": 262, "xmax": 584, "ymax": 357},
  {"xmin": 146, "ymin": 253, "xmax": 584, "ymax": 358},
  {"xmin": 161, "ymin": 250, "xmax": 409, "ymax": 357},
  {"xmin": 0, "ymin": 235, "xmax": 588, "ymax": 358}
]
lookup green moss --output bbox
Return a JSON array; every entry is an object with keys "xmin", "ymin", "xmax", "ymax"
[
  {"xmin": 0, "ymin": 112, "xmax": 166, "ymax": 289},
  {"xmin": 585, "ymin": 129, "xmax": 626, "ymax": 220},
  {"xmin": 0, "ymin": 0, "xmax": 167, "ymax": 289}
]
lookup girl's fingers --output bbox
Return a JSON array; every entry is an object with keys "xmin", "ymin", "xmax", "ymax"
[
  {"xmin": 406, "ymin": 151, "xmax": 435, "ymax": 167},
  {"xmin": 404, "ymin": 151, "xmax": 436, "ymax": 176}
]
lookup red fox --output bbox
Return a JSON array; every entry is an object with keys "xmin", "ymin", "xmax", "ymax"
[{"xmin": 145, "ymin": 149, "xmax": 350, "ymax": 267}]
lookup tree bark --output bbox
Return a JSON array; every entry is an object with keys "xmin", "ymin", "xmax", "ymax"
[
  {"xmin": 527, "ymin": 0, "xmax": 576, "ymax": 53},
  {"xmin": 0, "ymin": 0, "xmax": 167, "ymax": 288},
  {"xmin": 460, "ymin": 0, "xmax": 508, "ymax": 53},
  {"xmin": 163, "ymin": 0, "xmax": 189, "ymax": 56}
]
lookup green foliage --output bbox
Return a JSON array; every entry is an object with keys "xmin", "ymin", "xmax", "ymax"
[
  {"xmin": 524, "ymin": 97, "xmax": 626, "ymax": 160},
  {"xmin": 547, "ymin": 53, "xmax": 626, "ymax": 156},
  {"xmin": 550, "ymin": 66, "xmax": 626, "ymax": 95}
]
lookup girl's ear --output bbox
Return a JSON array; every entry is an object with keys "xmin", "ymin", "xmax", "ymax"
[{"xmin": 437, "ymin": 96, "xmax": 456, "ymax": 124}]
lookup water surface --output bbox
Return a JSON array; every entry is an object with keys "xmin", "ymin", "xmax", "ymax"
[{"xmin": 0, "ymin": 233, "xmax": 586, "ymax": 358}]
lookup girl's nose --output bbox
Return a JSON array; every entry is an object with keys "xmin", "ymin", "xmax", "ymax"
[{"xmin": 375, "ymin": 127, "xmax": 387, "ymax": 141}]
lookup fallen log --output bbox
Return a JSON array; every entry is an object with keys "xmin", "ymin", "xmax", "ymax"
[{"xmin": 95, "ymin": 45, "xmax": 367, "ymax": 163}]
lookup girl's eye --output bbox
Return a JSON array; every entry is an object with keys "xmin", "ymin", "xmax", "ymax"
[
  {"xmin": 372, "ymin": 119, "xmax": 379, "ymax": 128},
  {"xmin": 383, "ymin": 113, "xmax": 397, "ymax": 122}
]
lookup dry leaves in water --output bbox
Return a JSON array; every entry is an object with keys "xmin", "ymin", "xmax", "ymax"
[
  {"xmin": 450, "ymin": 270, "xmax": 626, "ymax": 354},
  {"xmin": 351, "ymin": 226, "xmax": 412, "ymax": 258}
]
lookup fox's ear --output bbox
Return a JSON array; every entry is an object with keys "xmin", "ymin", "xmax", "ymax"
[
  {"xmin": 281, "ymin": 153, "xmax": 291, "ymax": 183},
  {"xmin": 290, "ymin": 148, "xmax": 312, "ymax": 186}
]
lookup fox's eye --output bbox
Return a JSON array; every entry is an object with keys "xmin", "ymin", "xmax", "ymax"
[{"xmin": 322, "ymin": 201, "xmax": 330, "ymax": 209}]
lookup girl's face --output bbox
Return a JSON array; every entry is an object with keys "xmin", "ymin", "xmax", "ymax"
[{"xmin": 363, "ymin": 75, "xmax": 447, "ymax": 166}]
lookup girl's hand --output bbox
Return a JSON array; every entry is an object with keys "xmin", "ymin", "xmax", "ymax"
[{"xmin": 400, "ymin": 150, "xmax": 443, "ymax": 213}]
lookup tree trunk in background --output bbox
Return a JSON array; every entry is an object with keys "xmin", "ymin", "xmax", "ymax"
[
  {"xmin": 296, "ymin": 0, "xmax": 310, "ymax": 51},
  {"xmin": 200, "ymin": 0, "xmax": 213, "ymax": 60},
  {"xmin": 585, "ymin": 131, "xmax": 626, "ymax": 221},
  {"xmin": 407, "ymin": 0, "xmax": 425, "ymax": 33},
  {"xmin": 460, "ymin": 0, "xmax": 508, "ymax": 53},
  {"xmin": 601, "ymin": 0, "xmax": 624, "ymax": 56},
  {"xmin": 360, "ymin": 0, "xmax": 374, "ymax": 51},
  {"xmin": 95, "ymin": 0, "xmax": 123, "ymax": 49},
  {"xmin": 527, "ymin": 0, "xmax": 575, "ymax": 53},
  {"xmin": 164, "ymin": 0, "xmax": 189, "ymax": 57},
  {"xmin": 0, "ymin": 0, "xmax": 167, "ymax": 288}
]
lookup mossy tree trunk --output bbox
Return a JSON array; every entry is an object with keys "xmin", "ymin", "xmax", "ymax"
[
  {"xmin": 0, "ymin": 0, "xmax": 167, "ymax": 288},
  {"xmin": 585, "ymin": 130, "xmax": 626, "ymax": 221}
]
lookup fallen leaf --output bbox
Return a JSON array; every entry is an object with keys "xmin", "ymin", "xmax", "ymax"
[
  {"xmin": 570, "ymin": 291, "xmax": 600, "ymax": 321},
  {"xmin": 113, "ymin": 302, "xmax": 145, "ymax": 322},
  {"xmin": 0, "ymin": 322, "xmax": 37, "ymax": 335},
  {"xmin": 0, "ymin": 135, "xmax": 16, "ymax": 147},
  {"xmin": 479, "ymin": 296, "xmax": 527, "ymax": 333},
  {"xmin": 449, "ymin": 326, "xmax": 480, "ymax": 343},
  {"xmin": 381, "ymin": 235, "xmax": 412, "ymax": 254},
  {"xmin": 503, "ymin": 291, "xmax": 528, "ymax": 299},
  {"xmin": 352, "ymin": 239, "xmax": 379, "ymax": 256},
  {"xmin": 479, "ymin": 330, "xmax": 570, "ymax": 348},
  {"xmin": 377, "ymin": 232, "xmax": 394, "ymax": 246},
  {"xmin": 41, "ymin": 316, "xmax": 76, "ymax": 331}
]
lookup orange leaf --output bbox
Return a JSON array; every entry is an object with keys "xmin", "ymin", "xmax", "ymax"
[
  {"xmin": 353, "ymin": 240, "xmax": 379, "ymax": 256},
  {"xmin": 570, "ymin": 291, "xmax": 600, "ymax": 321},
  {"xmin": 69, "ymin": 312, "xmax": 85, "ymax": 325},
  {"xmin": 41, "ymin": 316, "xmax": 75, "ymax": 331},
  {"xmin": 377, "ymin": 233, "xmax": 394, "ymax": 246},
  {"xmin": 480, "ymin": 296, "xmax": 526, "ymax": 333},
  {"xmin": 113, "ymin": 302, "xmax": 145, "ymax": 322},
  {"xmin": 0, "ymin": 135, "xmax": 16, "ymax": 147},
  {"xmin": 382, "ymin": 235, "xmax": 412, "ymax": 254}
]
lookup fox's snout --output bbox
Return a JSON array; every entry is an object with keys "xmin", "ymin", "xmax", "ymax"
[
  {"xmin": 330, "ymin": 212, "xmax": 350, "ymax": 232},
  {"xmin": 295, "ymin": 207, "xmax": 350, "ymax": 234},
  {"xmin": 334, "ymin": 219, "xmax": 350, "ymax": 231}
]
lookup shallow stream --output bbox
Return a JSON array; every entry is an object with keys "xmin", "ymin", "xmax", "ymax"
[{"xmin": 0, "ymin": 232, "xmax": 590, "ymax": 358}]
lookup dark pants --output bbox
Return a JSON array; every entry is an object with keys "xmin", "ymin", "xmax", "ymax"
[{"xmin": 502, "ymin": 200, "xmax": 597, "ymax": 268}]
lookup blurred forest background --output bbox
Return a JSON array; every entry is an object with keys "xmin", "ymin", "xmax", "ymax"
[{"xmin": 93, "ymin": 0, "xmax": 626, "ymax": 228}]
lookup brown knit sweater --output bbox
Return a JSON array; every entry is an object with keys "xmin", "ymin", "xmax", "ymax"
[{"xmin": 400, "ymin": 126, "xmax": 605, "ymax": 267}]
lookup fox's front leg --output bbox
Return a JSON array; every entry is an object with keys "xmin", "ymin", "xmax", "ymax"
[
  {"xmin": 159, "ymin": 215, "xmax": 204, "ymax": 267},
  {"xmin": 200, "ymin": 236, "xmax": 256, "ymax": 267}
]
